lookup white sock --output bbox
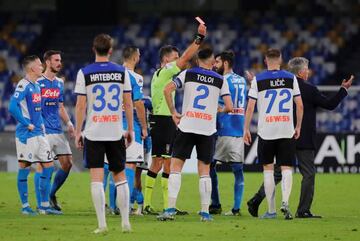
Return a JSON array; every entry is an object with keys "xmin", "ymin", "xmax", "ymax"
[
  {"xmin": 281, "ymin": 169, "xmax": 293, "ymax": 205},
  {"xmin": 116, "ymin": 181, "xmax": 130, "ymax": 227},
  {"xmin": 199, "ymin": 175, "xmax": 212, "ymax": 213},
  {"xmin": 91, "ymin": 182, "xmax": 106, "ymax": 229},
  {"xmin": 264, "ymin": 170, "xmax": 276, "ymax": 214},
  {"xmin": 168, "ymin": 172, "xmax": 181, "ymax": 209}
]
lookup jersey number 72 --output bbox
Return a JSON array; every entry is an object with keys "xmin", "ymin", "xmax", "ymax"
[{"xmin": 264, "ymin": 89, "xmax": 291, "ymax": 113}]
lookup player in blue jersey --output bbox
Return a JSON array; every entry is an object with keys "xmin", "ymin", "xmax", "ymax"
[
  {"xmin": 122, "ymin": 46, "xmax": 148, "ymax": 212},
  {"xmin": 102, "ymin": 46, "xmax": 148, "ymax": 215},
  {"xmin": 9, "ymin": 55, "xmax": 61, "ymax": 215},
  {"xmin": 34, "ymin": 50, "xmax": 74, "ymax": 212},
  {"xmin": 130, "ymin": 96, "xmax": 152, "ymax": 215},
  {"xmin": 210, "ymin": 51, "xmax": 247, "ymax": 216},
  {"xmin": 75, "ymin": 34, "xmax": 133, "ymax": 233}
]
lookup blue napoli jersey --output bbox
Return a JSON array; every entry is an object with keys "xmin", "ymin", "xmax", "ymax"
[
  {"xmin": 217, "ymin": 72, "xmax": 246, "ymax": 137},
  {"xmin": 8, "ymin": 78, "xmax": 44, "ymax": 143},
  {"xmin": 122, "ymin": 69, "xmax": 144, "ymax": 144},
  {"xmin": 37, "ymin": 76, "xmax": 64, "ymax": 134}
]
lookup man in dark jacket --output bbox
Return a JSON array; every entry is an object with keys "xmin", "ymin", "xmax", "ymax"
[{"xmin": 246, "ymin": 57, "xmax": 353, "ymax": 218}]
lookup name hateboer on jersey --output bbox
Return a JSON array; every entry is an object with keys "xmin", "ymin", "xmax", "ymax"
[{"xmin": 74, "ymin": 62, "xmax": 132, "ymax": 141}]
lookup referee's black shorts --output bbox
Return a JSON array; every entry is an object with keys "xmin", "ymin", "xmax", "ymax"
[
  {"xmin": 84, "ymin": 137, "xmax": 126, "ymax": 172},
  {"xmin": 149, "ymin": 115, "xmax": 176, "ymax": 158},
  {"xmin": 257, "ymin": 136, "xmax": 296, "ymax": 166}
]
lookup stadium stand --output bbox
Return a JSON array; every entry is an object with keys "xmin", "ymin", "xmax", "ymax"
[{"xmin": 0, "ymin": 12, "xmax": 359, "ymax": 132}]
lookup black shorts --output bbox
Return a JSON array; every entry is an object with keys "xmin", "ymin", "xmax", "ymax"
[
  {"xmin": 172, "ymin": 129, "xmax": 215, "ymax": 164},
  {"xmin": 149, "ymin": 115, "xmax": 177, "ymax": 157},
  {"xmin": 257, "ymin": 136, "xmax": 296, "ymax": 166},
  {"xmin": 84, "ymin": 137, "xmax": 126, "ymax": 172}
]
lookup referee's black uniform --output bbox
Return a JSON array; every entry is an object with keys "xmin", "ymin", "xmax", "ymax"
[{"xmin": 295, "ymin": 77, "xmax": 348, "ymax": 217}]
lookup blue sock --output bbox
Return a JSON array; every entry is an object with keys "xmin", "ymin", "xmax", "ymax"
[
  {"xmin": 17, "ymin": 168, "xmax": 30, "ymax": 207},
  {"xmin": 125, "ymin": 168, "xmax": 135, "ymax": 204},
  {"xmin": 131, "ymin": 187, "xmax": 138, "ymax": 205},
  {"xmin": 34, "ymin": 172, "xmax": 41, "ymax": 208},
  {"xmin": 109, "ymin": 173, "xmax": 117, "ymax": 210},
  {"xmin": 39, "ymin": 166, "xmax": 54, "ymax": 207},
  {"xmin": 231, "ymin": 163, "xmax": 244, "ymax": 211},
  {"xmin": 103, "ymin": 163, "xmax": 110, "ymax": 192},
  {"xmin": 210, "ymin": 161, "xmax": 220, "ymax": 206},
  {"xmin": 136, "ymin": 188, "xmax": 144, "ymax": 205},
  {"xmin": 50, "ymin": 169, "xmax": 69, "ymax": 198}
]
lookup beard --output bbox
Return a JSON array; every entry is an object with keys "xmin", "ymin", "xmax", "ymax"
[
  {"xmin": 50, "ymin": 66, "xmax": 61, "ymax": 73},
  {"xmin": 214, "ymin": 65, "xmax": 224, "ymax": 75}
]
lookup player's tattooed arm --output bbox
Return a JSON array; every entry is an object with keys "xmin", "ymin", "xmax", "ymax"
[
  {"xmin": 123, "ymin": 92, "xmax": 134, "ymax": 146},
  {"xmin": 134, "ymin": 100, "xmax": 148, "ymax": 139}
]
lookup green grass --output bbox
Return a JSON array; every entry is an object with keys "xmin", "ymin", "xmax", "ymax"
[{"xmin": 0, "ymin": 172, "xmax": 359, "ymax": 241}]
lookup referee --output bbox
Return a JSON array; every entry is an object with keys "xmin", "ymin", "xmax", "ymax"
[{"xmin": 143, "ymin": 23, "xmax": 207, "ymax": 215}]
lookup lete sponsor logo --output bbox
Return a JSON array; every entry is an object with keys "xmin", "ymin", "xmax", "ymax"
[
  {"xmin": 32, "ymin": 93, "xmax": 41, "ymax": 103},
  {"xmin": 41, "ymin": 88, "xmax": 60, "ymax": 98}
]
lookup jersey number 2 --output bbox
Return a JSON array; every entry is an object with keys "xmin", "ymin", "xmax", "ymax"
[
  {"xmin": 92, "ymin": 84, "xmax": 120, "ymax": 111},
  {"xmin": 193, "ymin": 85, "xmax": 209, "ymax": 110}
]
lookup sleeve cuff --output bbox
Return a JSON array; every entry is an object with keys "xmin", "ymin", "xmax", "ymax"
[
  {"xmin": 248, "ymin": 96, "xmax": 257, "ymax": 100},
  {"xmin": 124, "ymin": 90, "xmax": 132, "ymax": 93},
  {"xmin": 294, "ymin": 94, "xmax": 301, "ymax": 97},
  {"xmin": 220, "ymin": 93, "xmax": 230, "ymax": 97},
  {"xmin": 173, "ymin": 78, "xmax": 182, "ymax": 89}
]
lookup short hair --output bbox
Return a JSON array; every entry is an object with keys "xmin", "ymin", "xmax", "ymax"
[
  {"xmin": 265, "ymin": 48, "xmax": 281, "ymax": 59},
  {"xmin": 22, "ymin": 55, "xmax": 39, "ymax": 69},
  {"xmin": 288, "ymin": 57, "xmax": 309, "ymax": 75},
  {"xmin": 215, "ymin": 50, "xmax": 235, "ymax": 68},
  {"xmin": 122, "ymin": 46, "xmax": 139, "ymax": 60},
  {"xmin": 43, "ymin": 50, "xmax": 61, "ymax": 61},
  {"xmin": 93, "ymin": 34, "xmax": 113, "ymax": 56},
  {"xmin": 159, "ymin": 45, "xmax": 179, "ymax": 62},
  {"xmin": 197, "ymin": 48, "xmax": 213, "ymax": 60}
]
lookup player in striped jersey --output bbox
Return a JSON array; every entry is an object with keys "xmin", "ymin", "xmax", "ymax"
[
  {"xmin": 74, "ymin": 34, "xmax": 133, "ymax": 233},
  {"xmin": 244, "ymin": 48, "xmax": 303, "ymax": 220},
  {"xmin": 158, "ymin": 48, "xmax": 232, "ymax": 222}
]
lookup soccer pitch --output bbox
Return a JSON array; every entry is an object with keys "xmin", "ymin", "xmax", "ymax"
[{"xmin": 0, "ymin": 172, "xmax": 359, "ymax": 241}]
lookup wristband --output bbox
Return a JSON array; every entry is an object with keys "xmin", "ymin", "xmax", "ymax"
[{"xmin": 194, "ymin": 34, "xmax": 205, "ymax": 45}]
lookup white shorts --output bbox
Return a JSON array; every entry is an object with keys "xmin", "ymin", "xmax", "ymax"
[
  {"xmin": 137, "ymin": 148, "xmax": 151, "ymax": 170},
  {"xmin": 214, "ymin": 136, "xmax": 244, "ymax": 163},
  {"xmin": 45, "ymin": 133, "xmax": 72, "ymax": 156},
  {"xmin": 126, "ymin": 140, "xmax": 144, "ymax": 163},
  {"xmin": 16, "ymin": 136, "xmax": 53, "ymax": 163}
]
